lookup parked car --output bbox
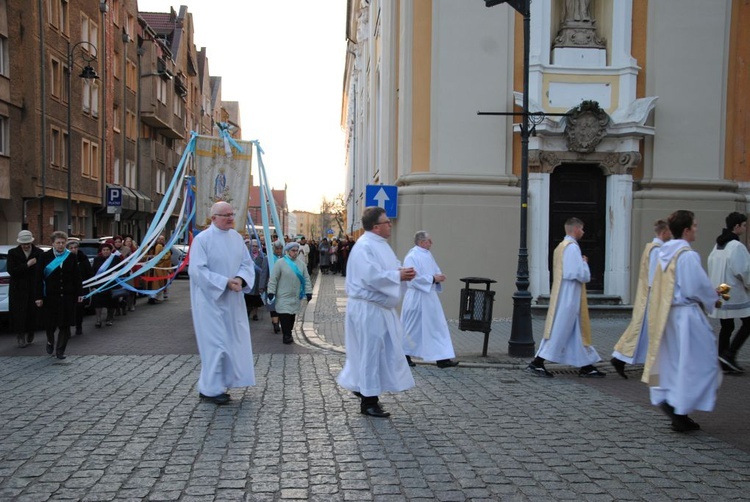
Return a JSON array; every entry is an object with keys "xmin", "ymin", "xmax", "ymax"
[
  {"xmin": 171, "ymin": 244, "xmax": 189, "ymax": 278},
  {"xmin": 78, "ymin": 239, "xmax": 102, "ymax": 267}
]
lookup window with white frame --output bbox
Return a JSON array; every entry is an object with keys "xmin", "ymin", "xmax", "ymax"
[
  {"xmin": 51, "ymin": 58, "xmax": 62, "ymax": 99},
  {"xmin": 126, "ymin": 60, "xmax": 137, "ymax": 91},
  {"xmin": 82, "ymin": 79, "xmax": 90, "ymax": 113},
  {"xmin": 61, "ymin": 131, "xmax": 68, "ymax": 169},
  {"xmin": 60, "ymin": 0, "xmax": 69, "ymax": 36},
  {"xmin": 112, "ymin": 0, "xmax": 120, "ymax": 26},
  {"xmin": 50, "ymin": 126, "xmax": 61, "ymax": 166},
  {"xmin": 0, "ymin": 36, "xmax": 8, "ymax": 77},
  {"xmin": 91, "ymin": 81, "xmax": 99, "ymax": 117},
  {"xmin": 0, "ymin": 116, "xmax": 7, "ymax": 156},
  {"xmin": 156, "ymin": 167, "xmax": 162, "ymax": 194},
  {"xmin": 113, "ymin": 105, "xmax": 120, "ymax": 132},
  {"xmin": 91, "ymin": 142, "xmax": 99, "ymax": 180},
  {"xmin": 113, "ymin": 158, "xmax": 120, "ymax": 185},
  {"xmin": 80, "ymin": 14, "xmax": 89, "ymax": 45},
  {"xmin": 81, "ymin": 139, "xmax": 91, "ymax": 177}
]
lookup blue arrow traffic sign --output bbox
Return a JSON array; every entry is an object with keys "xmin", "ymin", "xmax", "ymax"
[{"xmin": 365, "ymin": 185, "xmax": 398, "ymax": 218}]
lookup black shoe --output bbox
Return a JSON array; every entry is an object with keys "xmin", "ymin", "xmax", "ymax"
[
  {"xmin": 283, "ymin": 335, "xmax": 294, "ymax": 345},
  {"xmin": 46, "ymin": 342, "xmax": 54, "ymax": 355},
  {"xmin": 578, "ymin": 366, "xmax": 606, "ymax": 378},
  {"xmin": 26, "ymin": 333, "xmax": 35, "ymax": 344},
  {"xmin": 659, "ymin": 402, "xmax": 677, "ymax": 421},
  {"xmin": 17, "ymin": 334, "xmax": 28, "ymax": 348},
  {"xmin": 56, "ymin": 353, "xmax": 66, "ymax": 360},
  {"xmin": 671, "ymin": 414, "xmax": 700, "ymax": 432},
  {"xmin": 105, "ymin": 320, "xmax": 113, "ymax": 327},
  {"xmin": 406, "ymin": 355, "xmax": 416, "ymax": 367},
  {"xmin": 525, "ymin": 362, "xmax": 554, "ymax": 378},
  {"xmin": 95, "ymin": 321, "xmax": 102, "ymax": 328},
  {"xmin": 361, "ymin": 404, "xmax": 390, "ymax": 418},
  {"xmin": 437, "ymin": 359, "xmax": 459, "ymax": 368},
  {"xmin": 272, "ymin": 322, "xmax": 280, "ymax": 334},
  {"xmin": 199, "ymin": 392, "xmax": 230, "ymax": 405},
  {"xmin": 610, "ymin": 358, "xmax": 628, "ymax": 379},
  {"xmin": 75, "ymin": 329, "xmax": 83, "ymax": 336},
  {"xmin": 252, "ymin": 315, "xmax": 259, "ymax": 321},
  {"xmin": 719, "ymin": 354, "xmax": 744, "ymax": 373}
]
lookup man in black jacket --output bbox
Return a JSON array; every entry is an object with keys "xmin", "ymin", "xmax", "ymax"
[{"xmin": 35, "ymin": 231, "xmax": 83, "ymax": 360}]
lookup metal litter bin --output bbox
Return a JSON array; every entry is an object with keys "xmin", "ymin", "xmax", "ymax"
[{"xmin": 458, "ymin": 277, "xmax": 497, "ymax": 356}]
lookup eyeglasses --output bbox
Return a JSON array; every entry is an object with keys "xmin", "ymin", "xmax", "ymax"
[
  {"xmin": 375, "ymin": 219, "xmax": 392, "ymax": 226},
  {"xmin": 214, "ymin": 212, "xmax": 236, "ymax": 218}
]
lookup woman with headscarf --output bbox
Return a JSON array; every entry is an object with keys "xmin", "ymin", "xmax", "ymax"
[
  {"xmin": 266, "ymin": 242, "xmax": 313, "ymax": 344},
  {"xmin": 244, "ymin": 238, "xmax": 269, "ymax": 321}
]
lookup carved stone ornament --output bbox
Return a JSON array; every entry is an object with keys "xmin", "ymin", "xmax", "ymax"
[{"xmin": 563, "ymin": 101, "xmax": 610, "ymax": 153}]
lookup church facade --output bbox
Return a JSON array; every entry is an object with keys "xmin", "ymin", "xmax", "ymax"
[{"xmin": 342, "ymin": 0, "xmax": 749, "ymax": 318}]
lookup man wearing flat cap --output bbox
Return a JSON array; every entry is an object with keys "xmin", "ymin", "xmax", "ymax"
[{"xmin": 8, "ymin": 230, "xmax": 45, "ymax": 348}]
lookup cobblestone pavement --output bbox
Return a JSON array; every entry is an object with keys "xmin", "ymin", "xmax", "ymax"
[{"xmin": 0, "ymin": 275, "xmax": 749, "ymax": 500}]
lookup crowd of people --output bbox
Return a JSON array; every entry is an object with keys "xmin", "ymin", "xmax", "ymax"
[
  {"xmin": 527, "ymin": 210, "xmax": 748, "ymax": 434},
  {"xmin": 10, "ymin": 204, "xmax": 746, "ymax": 433},
  {"xmin": 8, "ymin": 230, "xmax": 179, "ymax": 358}
]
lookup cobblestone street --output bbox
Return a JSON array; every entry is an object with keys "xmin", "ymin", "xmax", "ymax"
[{"xmin": 0, "ymin": 276, "xmax": 749, "ymax": 500}]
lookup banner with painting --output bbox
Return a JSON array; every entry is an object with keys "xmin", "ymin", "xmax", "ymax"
[{"xmin": 194, "ymin": 136, "xmax": 253, "ymax": 231}]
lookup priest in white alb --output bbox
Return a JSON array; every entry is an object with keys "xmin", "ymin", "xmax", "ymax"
[
  {"xmin": 400, "ymin": 231, "xmax": 458, "ymax": 368},
  {"xmin": 526, "ymin": 217, "xmax": 605, "ymax": 378},
  {"xmin": 644, "ymin": 210, "xmax": 722, "ymax": 432},
  {"xmin": 337, "ymin": 207, "xmax": 416, "ymax": 418},
  {"xmin": 190, "ymin": 201, "xmax": 256, "ymax": 405}
]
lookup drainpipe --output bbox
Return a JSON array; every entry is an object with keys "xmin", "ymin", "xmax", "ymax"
[
  {"xmin": 38, "ymin": 0, "xmax": 47, "ymax": 233},
  {"xmin": 96, "ymin": 0, "xmax": 108, "ymax": 238}
]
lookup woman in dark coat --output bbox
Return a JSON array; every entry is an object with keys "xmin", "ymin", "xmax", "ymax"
[
  {"xmin": 7, "ymin": 230, "xmax": 45, "ymax": 348},
  {"xmin": 91, "ymin": 242, "xmax": 122, "ymax": 328},
  {"xmin": 67, "ymin": 239, "xmax": 93, "ymax": 335},
  {"xmin": 35, "ymin": 231, "xmax": 82, "ymax": 359}
]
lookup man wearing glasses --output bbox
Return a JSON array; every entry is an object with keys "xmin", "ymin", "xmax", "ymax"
[
  {"xmin": 189, "ymin": 201, "xmax": 256, "ymax": 405},
  {"xmin": 337, "ymin": 206, "xmax": 417, "ymax": 418}
]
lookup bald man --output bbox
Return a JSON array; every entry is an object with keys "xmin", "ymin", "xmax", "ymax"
[{"xmin": 189, "ymin": 201, "xmax": 256, "ymax": 404}]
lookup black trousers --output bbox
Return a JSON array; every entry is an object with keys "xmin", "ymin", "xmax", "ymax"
[
  {"xmin": 719, "ymin": 317, "xmax": 750, "ymax": 357},
  {"xmin": 278, "ymin": 313, "xmax": 296, "ymax": 341},
  {"xmin": 46, "ymin": 325, "xmax": 70, "ymax": 355}
]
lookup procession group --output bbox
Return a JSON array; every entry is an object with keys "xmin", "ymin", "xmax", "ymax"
[{"xmin": 528, "ymin": 209, "xmax": 748, "ymax": 433}]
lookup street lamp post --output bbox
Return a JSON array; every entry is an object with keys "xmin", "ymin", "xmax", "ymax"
[{"xmin": 66, "ymin": 40, "xmax": 99, "ymax": 236}]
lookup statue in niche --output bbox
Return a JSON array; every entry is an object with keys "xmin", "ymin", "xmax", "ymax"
[
  {"xmin": 553, "ymin": 0, "xmax": 605, "ymax": 49},
  {"xmin": 563, "ymin": 0, "xmax": 592, "ymax": 23}
]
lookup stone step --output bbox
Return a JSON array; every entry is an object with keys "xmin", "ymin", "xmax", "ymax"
[
  {"xmin": 534, "ymin": 294, "xmax": 624, "ymax": 306},
  {"xmin": 533, "ymin": 294, "xmax": 632, "ymax": 318}
]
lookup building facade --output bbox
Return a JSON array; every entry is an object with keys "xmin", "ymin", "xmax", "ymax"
[
  {"xmin": 343, "ymin": 0, "xmax": 749, "ymax": 318},
  {"xmin": 2, "ymin": 1, "xmax": 243, "ymax": 245}
]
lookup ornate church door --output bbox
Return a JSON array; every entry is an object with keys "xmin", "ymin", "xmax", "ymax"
[{"xmin": 549, "ymin": 164, "xmax": 606, "ymax": 292}]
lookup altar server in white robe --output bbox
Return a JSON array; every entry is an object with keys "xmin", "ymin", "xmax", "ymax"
[
  {"xmin": 337, "ymin": 207, "xmax": 416, "ymax": 418},
  {"xmin": 708, "ymin": 211, "xmax": 750, "ymax": 374},
  {"xmin": 401, "ymin": 231, "xmax": 458, "ymax": 368},
  {"xmin": 644, "ymin": 210, "xmax": 722, "ymax": 432},
  {"xmin": 611, "ymin": 219, "xmax": 671, "ymax": 378},
  {"xmin": 190, "ymin": 201, "xmax": 256, "ymax": 405},
  {"xmin": 526, "ymin": 217, "xmax": 605, "ymax": 378}
]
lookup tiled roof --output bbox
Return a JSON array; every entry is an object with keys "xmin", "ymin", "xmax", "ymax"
[{"xmin": 140, "ymin": 12, "xmax": 176, "ymax": 35}]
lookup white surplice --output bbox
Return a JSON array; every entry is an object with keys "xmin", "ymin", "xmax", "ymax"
[
  {"xmin": 708, "ymin": 239, "xmax": 750, "ymax": 319},
  {"xmin": 190, "ymin": 223, "xmax": 256, "ymax": 396},
  {"xmin": 400, "ymin": 246, "xmax": 455, "ymax": 362},
  {"xmin": 536, "ymin": 236, "xmax": 601, "ymax": 367},
  {"xmin": 649, "ymin": 239, "xmax": 722, "ymax": 415},
  {"xmin": 336, "ymin": 231, "xmax": 415, "ymax": 397},
  {"xmin": 612, "ymin": 237, "xmax": 664, "ymax": 364}
]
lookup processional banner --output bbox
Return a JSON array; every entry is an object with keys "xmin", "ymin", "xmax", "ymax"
[{"xmin": 194, "ymin": 137, "xmax": 253, "ymax": 231}]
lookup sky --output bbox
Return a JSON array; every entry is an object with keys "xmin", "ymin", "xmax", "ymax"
[{"xmin": 137, "ymin": 0, "xmax": 348, "ymax": 213}]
